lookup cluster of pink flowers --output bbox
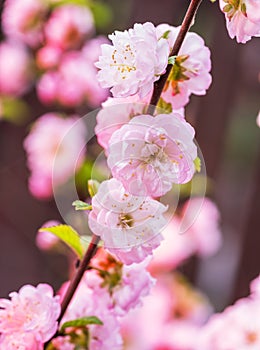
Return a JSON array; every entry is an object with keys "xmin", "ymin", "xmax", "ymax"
[
  {"xmin": 0, "ymin": 284, "xmax": 60, "ymax": 349},
  {"xmin": 23, "ymin": 113, "xmax": 87, "ymax": 199},
  {"xmin": 53, "ymin": 249, "xmax": 154, "ymax": 349},
  {"xmin": 1, "ymin": 0, "xmax": 109, "ymax": 109}
]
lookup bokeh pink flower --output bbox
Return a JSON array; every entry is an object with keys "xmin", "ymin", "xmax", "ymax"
[
  {"xmin": 96, "ymin": 22, "xmax": 169, "ymax": 98},
  {"xmin": 0, "ymin": 41, "xmax": 33, "ymax": 97},
  {"xmin": 24, "ymin": 113, "xmax": 87, "ymax": 199},
  {"xmin": 88, "ymin": 178, "xmax": 167, "ymax": 264},
  {"xmin": 44, "ymin": 4, "xmax": 94, "ymax": 50},
  {"xmin": 2, "ymin": 0, "xmax": 48, "ymax": 47},
  {"xmin": 107, "ymin": 113, "xmax": 197, "ymax": 197}
]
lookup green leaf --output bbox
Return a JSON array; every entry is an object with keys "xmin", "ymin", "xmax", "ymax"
[
  {"xmin": 61, "ymin": 316, "xmax": 103, "ymax": 332},
  {"xmin": 39, "ymin": 225, "xmax": 83, "ymax": 258},
  {"xmin": 168, "ymin": 55, "xmax": 177, "ymax": 65},
  {"xmin": 160, "ymin": 30, "xmax": 171, "ymax": 39},
  {"xmin": 72, "ymin": 200, "xmax": 92, "ymax": 211},
  {"xmin": 194, "ymin": 157, "xmax": 201, "ymax": 172},
  {"xmin": 88, "ymin": 180, "xmax": 100, "ymax": 197},
  {"xmin": 1, "ymin": 97, "xmax": 30, "ymax": 125},
  {"xmin": 156, "ymin": 98, "xmax": 173, "ymax": 114}
]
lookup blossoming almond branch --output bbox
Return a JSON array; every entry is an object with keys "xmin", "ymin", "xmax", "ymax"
[{"xmin": 48, "ymin": 0, "xmax": 206, "ymax": 345}]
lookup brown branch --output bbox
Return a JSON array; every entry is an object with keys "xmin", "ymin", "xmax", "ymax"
[
  {"xmin": 149, "ymin": 0, "xmax": 203, "ymax": 111},
  {"xmin": 44, "ymin": 234, "xmax": 100, "ymax": 348}
]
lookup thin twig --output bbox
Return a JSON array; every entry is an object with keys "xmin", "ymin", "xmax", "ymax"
[{"xmin": 149, "ymin": 0, "xmax": 203, "ymax": 112}]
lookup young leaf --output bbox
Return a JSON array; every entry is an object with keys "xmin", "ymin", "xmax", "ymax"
[
  {"xmin": 194, "ymin": 157, "xmax": 201, "ymax": 172},
  {"xmin": 168, "ymin": 55, "xmax": 177, "ymax": 65},
  {"xmin": 39, "ymin": 225, "xmax": 83, "ymax": 258},
  {"xmin": 72, "ymin": 200, "xmax": 92, "ymax": 211},
  {"xmin": 60, "ymin": 316, "xmax": 103, "ymax": 332},
  {"xmin": 156, "ymin": 98, "xmax": 173, "ymax": 114}
]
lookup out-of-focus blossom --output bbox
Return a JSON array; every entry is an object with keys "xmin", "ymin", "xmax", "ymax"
[
  {"xmin": 82, "ymin": 36, "xmax": 110, "ymax": 65},
  {"xmin": 36, "ymin": 220, "xmax": 61, "ymax": 251},
  {"xmin": 181, "ymin": 197, "xmax": 222, "ymax": 257},
  {"xmin": 0, "ymin": 284, "xmax": 60, "ymax": 344},
  {"xmin": 197, "ymin": 298, "xmax": 260, "ymax": 349},
  {"xmin": 2, "ymin": 0, "xmax": 48, "ymax": 47},
  {"xmin": 88, "ymin": 178, "xmax": 167, "ymax": 265},
  {"xmin": 23, "ymin": 113, "xmax": 87, "ymax": 199},
  {"xmin": 37, "ymin": 51, "xmax": 108, "ymax": 108},
  {"xmin": 150, "ymin": 197, "xmax": 222, "ymax": 272},
  {"xmin": 122, "ymin": 274, "xmax": 212, "ymax": 350},
  {"xmin": 156, "ymin": 24, "xmax": 212, "ymax": 109},
  {"xmin": 96, "ymin": 22, "xmax": 169, "ymax": 98},
  {"xmin": 107, "ymin": 113, "xmax": 197, "ymax": 197},
  {"xmin": 0, "ymin": 41, "xmax": 33, "ymax": 97},
  {"xmin": 36, "ymin": 45, "xmax": 62, "ymax": 70},
  {"xmin": 219, "ymin": 0, "xmax": 260, "ymax": 43},
  {"xmin": 44, "ymin": 5, "xmax": 94, "ymax": 50}
]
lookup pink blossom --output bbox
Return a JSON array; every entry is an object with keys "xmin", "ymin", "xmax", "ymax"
[
  {"xmin": 36, "ymin": 71, "xmax": 60, "ymax": 105},
  {"xmin": 36, "ymin": 45, "xmax": 62, "ymax": 70},
  {"xmin": 157, "ymin": 24, "xmax": 212, "ymax": 109},
  {"xmin": 88, "ymin": 178, "xmax": 167, "ymax": 265},
  {"xmin": 96, "ymin": 22, "xmax": 169, "ymax": 98},
  {"xmin": 198, "ymin": 298, "xmax": 260, "ymax": 349},
  {"xmin": 219, "ymin": 0, "xmax": 260, "ymax": 43},
  {"xmin": 256, "ymin": 110, "xmax": 260, "ymax": 128},
  {"xmin": 36, "ymin": 220, "xmax": 61, "ymax": 251},
  {"xmin": 0, "ymin": 284, "xmax": 60, "ymax": 343},
  {"xmin": 82, "ymin": 36, "xmax": 110, "ymax": 65},
  {"xmin": 0, "ymin": 332, "xmax": 43, "ymax": 350},
  {"xmin": 2, "ymin": 0, "xmax": 48, "ymax": 47},
  {"xmin": 60, "ymin": 276, "xmax": 123, "ymax": 350},
  {"xmin": 44, "ymin": 5, "xmax": 94, "ymax": 50},
  {"xmin": 107, "ymin": 113, "xmax": 197, "ymax": 197},
  {"xmin": 0, "ymin": 41, "xmax": 33, "ymax": 97},
  {"xmin": 95, "ymin": 95, "xmax": 148, "ymax": 150},
  {"xmin": 88, "ymin": 249, "xmax": 154, "ymax": 316},
  {"xmin": 23, "ymin": 113, "xmax": 87, "ymax": 199}
]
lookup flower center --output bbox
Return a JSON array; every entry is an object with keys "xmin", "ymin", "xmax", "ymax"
[
  {"xmin": 223, "ymin": 0, "xmax": 247, "ymax": 20},
  {"xmin": 117, "ymin": 213, "xmax": 134, "ymax": 229},
  {"xmin": 246, "ymin": 331, "xmax": 258, "ymax": 344},
  {"xmin": 110, "ymin": 45, "xmax": 137, "ymax": 79}
]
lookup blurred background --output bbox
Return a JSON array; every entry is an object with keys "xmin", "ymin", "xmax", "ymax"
[{"xmin": 0, "ymin": 0, "xmax": 259, "ymax": 315}]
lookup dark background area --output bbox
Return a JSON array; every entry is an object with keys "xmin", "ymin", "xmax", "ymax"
[{"xmin": 0, "ymin": 0, "xmax": 259, "ymax": 310}]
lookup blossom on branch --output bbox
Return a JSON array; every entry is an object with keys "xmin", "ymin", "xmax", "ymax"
[
  {"xmin": 95, "ymin": 22, "xmax": 169, "ymax": 98},
  {"xmin": 219, "ymin": 0, "xmax": 260, "ymax": 43},
  {"xmin": 156, "ymin": 24, "xmax": 212, "ymax": 109},
  {"xmin": 88, "ymin": 178, "xmax": 167, "ymax": 264},
  {"xmin": 107, "ymin": 113, "xmax": 197, "ymax": 197}
]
